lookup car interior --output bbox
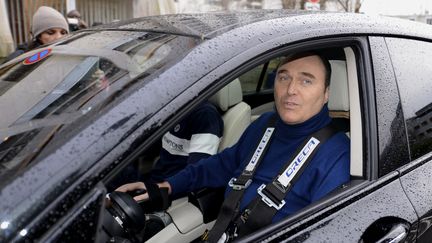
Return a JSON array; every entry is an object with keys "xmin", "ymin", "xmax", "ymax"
[
  {"xmin": 208, "ymin": 78, "xmax": 251, "ymax": 151},
  {"xmin": 103, "ymin": 46, "xmax": 363, "ymax": 242}
]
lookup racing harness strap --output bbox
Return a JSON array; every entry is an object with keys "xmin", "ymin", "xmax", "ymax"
[
  {"xmin": 236, "ymin": 123, "xmax": 337, "ymax": 236},
  {"xmin": 205, "ymin": 115, "xmax": 277, "ymax": 242},
  {"xmin": 206, "ymin": 115, "xmax": 337, "ymax": 242}
]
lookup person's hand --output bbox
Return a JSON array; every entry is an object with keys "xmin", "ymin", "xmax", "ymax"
[
  {"xmin": 115, "ymin": 181, "xmax": 172, "ymax": 202},
  {"xmin": 115, "ymin": 182, "xmax": 149, "ymax": 202}
]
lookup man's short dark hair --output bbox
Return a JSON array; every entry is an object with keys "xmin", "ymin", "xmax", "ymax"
[{"xmin": 279, "ymin": 51, "xmax": 332, "ymax": 88}]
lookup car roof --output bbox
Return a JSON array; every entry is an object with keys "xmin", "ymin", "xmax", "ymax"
[
  {"xmin": 94, "ymin": 10, "xmax": 310, "ymax": 38},
  {"xmin": 93, "ymin": 9, "xmax": 432, "ymax": 40},
  {"xmin": 2, "ymin": 10, "xmax": 432, "ymax": 242}
]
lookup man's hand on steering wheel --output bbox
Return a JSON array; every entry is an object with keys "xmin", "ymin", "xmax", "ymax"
[{"xmin": 115, "ymin": 181, "xmax": 172, "ymax": 213}]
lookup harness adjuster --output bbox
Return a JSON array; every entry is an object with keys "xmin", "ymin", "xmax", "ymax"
[
  {"xmin": 228, "ymin": 177, "xmax": 252, "ymax": 190},
  {"xmin": 257, "ymin": 184, "xmax": 286, "ymax": 210}
]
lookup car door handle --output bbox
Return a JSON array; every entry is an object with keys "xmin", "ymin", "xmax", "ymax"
[{"xmin": 376, "ymin": 224, "xmax": 408, "ymax": 243}]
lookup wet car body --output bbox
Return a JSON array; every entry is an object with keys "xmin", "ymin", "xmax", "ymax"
[{"xmin": 0, "ymin": 10, "xmax": 431, "ymax": 242}]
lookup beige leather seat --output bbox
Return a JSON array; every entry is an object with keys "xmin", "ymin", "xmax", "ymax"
[
  {"xmin": 328, "ymin": 60, "xmax": 350, "ymax": 135},
  {"xmin": 209, "ymin": 79, "xmax": 251, "ymax": 151}
]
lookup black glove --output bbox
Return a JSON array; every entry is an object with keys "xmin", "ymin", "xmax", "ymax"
[{"xmin": 138, "ymin": 181, "xmax": 171, "ymax": 213}]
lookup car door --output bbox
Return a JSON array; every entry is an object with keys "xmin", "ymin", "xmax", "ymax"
[
  {"xmin": 233, "ymin": 36, "xmax": 419, "ymax": 242},
  {"xmin": 383, "ymin": 37, "xmax": 432, "ymax": 242}
]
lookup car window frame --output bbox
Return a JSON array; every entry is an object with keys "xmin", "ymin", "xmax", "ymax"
[
  {"xmin": 122, "ymin": 36, "xmax": 373, "ymax": 242},
  {"xmin": 48, "ymin": 35, "xmax": 384, "ymax": 243},
  {"xmin": 238, "ymin": 58, "xmax": 281, "ymax": 94},
  {"xmin": 368, "ymin": 36, "xmax": 412, "ymax": 177},
  {"xmin": 103, "ymin": 36, "xmax": 376, "ymax": 243},
  {"xmin": 218, "ymin": 36, "xmax": 378, "ymax": 241},
  {"xmin": 385, "ymin": 37, "xmax": 432, "ymax": 161}
]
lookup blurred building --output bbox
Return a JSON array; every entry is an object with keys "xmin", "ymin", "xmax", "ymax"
[
  {"xmin": 2, "ymin": 0, "xmax": 180, "ymax": 53},
  {"xmin": 1, "ymin": 0, "xmax": 356, "ymax": 56},
  {"xmin": 175, "ymin": 0, "xmax": 350, "ymax": 13},
  {"xmin": 175, "ymin": 0, "xmax": 282, "ymax": 12},
  {"xmin": 132, "ymin": 0, "xmax": 176, "ymax": 17},
  {"xmin": 0, "ymin": 0, "xmax": 14, "ymax": 58},
  {"xmin": 4, "ymin": 0, "xmax": 134, "ymax": 48},
  {"xmin": 407, "ymin": 103, "xmax": 432, "ymax": 140}
]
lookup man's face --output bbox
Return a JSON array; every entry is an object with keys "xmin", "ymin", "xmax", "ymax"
[{"xmin": 274, "ymin": 55, "xmax": 329, "ymax": 125}]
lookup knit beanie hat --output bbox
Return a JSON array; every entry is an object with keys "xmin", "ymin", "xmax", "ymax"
[{"xmin": 32, "ymin": 6, "xmax": 69, "ymax": 38}]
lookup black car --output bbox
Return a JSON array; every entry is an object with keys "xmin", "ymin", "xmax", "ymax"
[{"xmin": 0, "ymin": 10, "xmax": 432, "ymax": 242}]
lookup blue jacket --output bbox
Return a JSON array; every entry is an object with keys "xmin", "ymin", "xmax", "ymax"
[
  {"xmin": 167, "ymin": 105, "xmax": 350, "ymax": 222},
  {"xmin": 151, "ymin": 102, "xmax": 223, "ymax": 182}
]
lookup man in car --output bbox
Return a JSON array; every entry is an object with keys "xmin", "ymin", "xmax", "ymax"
[
  {"xmin": 108, "ymin": 101, "xmax": 224, "ymax": 191},
  {"xmin": 150, "ymin": 101, "xmax": 224, "ymax": 182},
  {"xmin": 115, "ymin": 52, "xmax": 350, "ymax": 240}
]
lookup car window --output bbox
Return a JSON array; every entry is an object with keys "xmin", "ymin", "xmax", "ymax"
[
  {"xmin": 238, "ymin": 58, "xmax": 281, "ymax": 93},
  {"xmin": 0, "ymin": 31, "xmax": 199, "ymax": 181},
  {"xmin": 385, "ymin": 38, "xmax": 432, "ymax": 160},
  {"xmin": 106, "ymin": 45, "xmax": 363, "ymax": 242}
]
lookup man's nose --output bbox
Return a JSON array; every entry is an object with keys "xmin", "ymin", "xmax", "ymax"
[{"xmin": 287, "ymin": 80, "xmax": 297, "ymax": 95}]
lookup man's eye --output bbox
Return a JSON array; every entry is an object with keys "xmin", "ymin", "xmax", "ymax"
[
  {"xmin": 302, "ymin": 79, "xmax": 312, "ymax": 85},
  {"xmin": 278, "ymin": 75, "xmax": 289, "ymax": 82}
]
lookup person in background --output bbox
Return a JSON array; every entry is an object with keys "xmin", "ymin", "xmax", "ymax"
[
  {"xmin": 3, "ymin": 6, "xmax": 69, "ymax": 63},
  {"xmin": 107, "ymin": 101, "xmax": 224, "ymax": 192},
  {"xmin": 91, "ymin": 22, "xmax": 104, "ymax": 27},
  {"xmin": 67, "ymin": 9, "xmax": 88, "ymax": 31}
]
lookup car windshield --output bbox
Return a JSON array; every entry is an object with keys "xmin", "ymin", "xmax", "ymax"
[{"xmin": 0, "ymin": 30, "xmax": 198, "ymax": 179}]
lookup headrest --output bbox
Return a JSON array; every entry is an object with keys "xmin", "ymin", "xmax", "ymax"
[
  {"xmin": 209, "ymin": 79, "xmax": 243, "ymax": 112},
  {"xmin": 328, "ymin": 60, "xmax": 349, "ymax": 111}
]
